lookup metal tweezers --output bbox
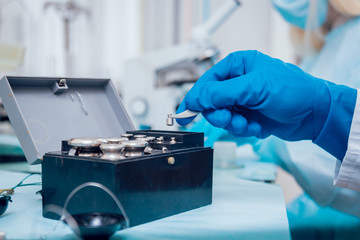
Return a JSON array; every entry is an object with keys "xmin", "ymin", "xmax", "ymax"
[{"xmin": 166, "ymin": 110, "xmax": 200, "ymax": 126}]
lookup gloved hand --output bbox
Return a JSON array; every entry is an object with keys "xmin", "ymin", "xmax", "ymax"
[{"xmin": 177, "ymin": 50, "xmax": 357, "ymax": 160}]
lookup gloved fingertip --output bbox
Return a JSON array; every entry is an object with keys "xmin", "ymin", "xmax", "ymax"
[
  {"xmin": 203, "ymin": 109, "xmax": 232, "ymax": 128},
  {"xmin": 247, "ymin": 121, "xmax": 262, "ymax": 136},
  {"xmin": 230, "ymin": 114, "xmax": 248, "ymax": 134},
  {"xmin": 229, "ymin": 120, "xmax": 261, "ymax": 138}
]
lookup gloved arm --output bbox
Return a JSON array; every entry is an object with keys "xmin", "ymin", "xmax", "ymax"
[{"xmin": 177, "ymin": 50, "xmax": 357, "ymax": 160}]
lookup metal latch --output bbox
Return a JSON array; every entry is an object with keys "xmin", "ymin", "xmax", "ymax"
[
  {"xmin": 52, "ymin": 78, "xmax": 69, "ymax": 94},
  {"xmin": 58, "ymin": 78, "xmax": 66, "ymax": 87}
]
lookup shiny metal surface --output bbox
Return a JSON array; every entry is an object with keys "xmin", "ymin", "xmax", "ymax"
[
  {"xmin": 107, "ymin": 137, "xmax": 129, "ymax": 143},
  {"xmin": 122, "ymin": 140, "xmax": 148, "ymax": 157},
  {"xmin": 78, "ymin": 152, "xmax": 101, "ymax": 157},
  {"xmin": 134, "ymin": 138, "xmax": 154, "ymax": 154},
  {"xmin": 100, "ymin": 144, "xmax": 125, "ymax": 160},
  {"xmin": 167, "ymin": 157, "xmax": 175, "ymax": 165},
  {"xmin": 156, "ymin": 136, "xmax": 164, "ymax": 143},
  {"xmin": 68, "ymin": 138, "xmax": 102, "ymax": 148},
  {"xmin": 134, "ymin": 135, "xmax": 147, "ymax": 139},
  {"xmin": 162, "ymin": 147, "xmax": 169, "ymax": 153},
  {"xmin": 135, "ymin": 137, "xmax": 148, "ymax": 142},
  {"xmin": 170, "ymin": 137, "xmax": 176, "ymax": 144},
  {"xmin": 68, "ymin": 138, "xmax": 102, "ymax": 157},
  {"xmin": 121, "ymin": 134, "xmax": 133, "ymax": 138},
  {"xmin": 96, "ymin": 138, "xmax": 110, "ymax": 144},
  {"xmin": 96, "ymin": 137, "xmax": 129, "ymax": 144},
  {"xmin": 122, "ymin": 140, "xmax": 148, "ymax": 148},
  {"xmin": 144, "ymin": 147, "xmax": 153, "ymax": 154},
  {"xmin": 166, "ymin": 116, "xmax": 174, "ymax": 126},
  {"xmin": 146, "ymin": 136, "xmax": 156, "ymax": 141}
]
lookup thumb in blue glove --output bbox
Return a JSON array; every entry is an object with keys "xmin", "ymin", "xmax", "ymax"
[{"xmin": 176, "ymin": 50, "xmax": 356, "ymax": 160}]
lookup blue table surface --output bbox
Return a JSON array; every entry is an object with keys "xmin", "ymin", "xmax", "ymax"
[{"xmin": 0, "ymin": 169, "xmax": 290, "ymax": 240}]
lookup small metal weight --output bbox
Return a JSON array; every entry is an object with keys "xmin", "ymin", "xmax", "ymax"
[
  {"xmin": 156, "ymin": 136, "xmax": 164, "ymax": 143},
  {"xmin": 121, "ymin": 133, "xmax": 133, "ymax": 139},
  {"xmin": 96, "ymin": 138, "xmax": 110, "ymax": 144},
  {"xmin": 146, "ymin": 136, "xmax": 156, "ymax": 142},
  {"xmin": 100, "ymin": 144, "xmax": 125, "ymax": 161},
  {"xmin": 68, "ymin": 138, "xmax": 102, "ymax": 157},
  {"xmin": 97, "ymin": 137, "xmax": 129, "ymax": 144},
  {"xmin": 136, "ymin": 137, "xmax": 154, "ymax": 154},
  {"xmin": 122, "ymin": 140, "xmax": 148, "ymax": 157},
  {"xmin": 170, "ymin": 137, "xmax": 176, "ymax": 144},
  {"xmin": 134, "ymin": 134, "xmax": 147, "ymax": 139}
]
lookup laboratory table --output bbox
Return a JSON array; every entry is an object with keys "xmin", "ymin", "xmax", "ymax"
[{"xmin": 0, "ymin": 168, "xmax": 290, "ymax": 240}]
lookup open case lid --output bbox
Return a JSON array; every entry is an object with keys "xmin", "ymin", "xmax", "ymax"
[{"xmin": 0, "ymin": 76, "xmax": 135, "ymax": 165}]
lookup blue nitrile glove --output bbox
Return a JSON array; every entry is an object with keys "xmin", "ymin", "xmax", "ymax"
[{"xmin": 176, "ymin": 50, "xmax": 357, "ymax": 160}]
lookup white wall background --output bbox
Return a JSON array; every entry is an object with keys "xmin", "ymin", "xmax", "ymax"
[
  {"xmin": 0, "ymin": 0, "xmax": 296, "ymax": 91},
  {"xmin": 0, "ymin": 0, "xmax": 142, "ymax": 87}
]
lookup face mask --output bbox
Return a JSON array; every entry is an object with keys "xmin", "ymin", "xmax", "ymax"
[{"xmin": 272, "ymin": 0, "xmax": 328, "ymax": 29}]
